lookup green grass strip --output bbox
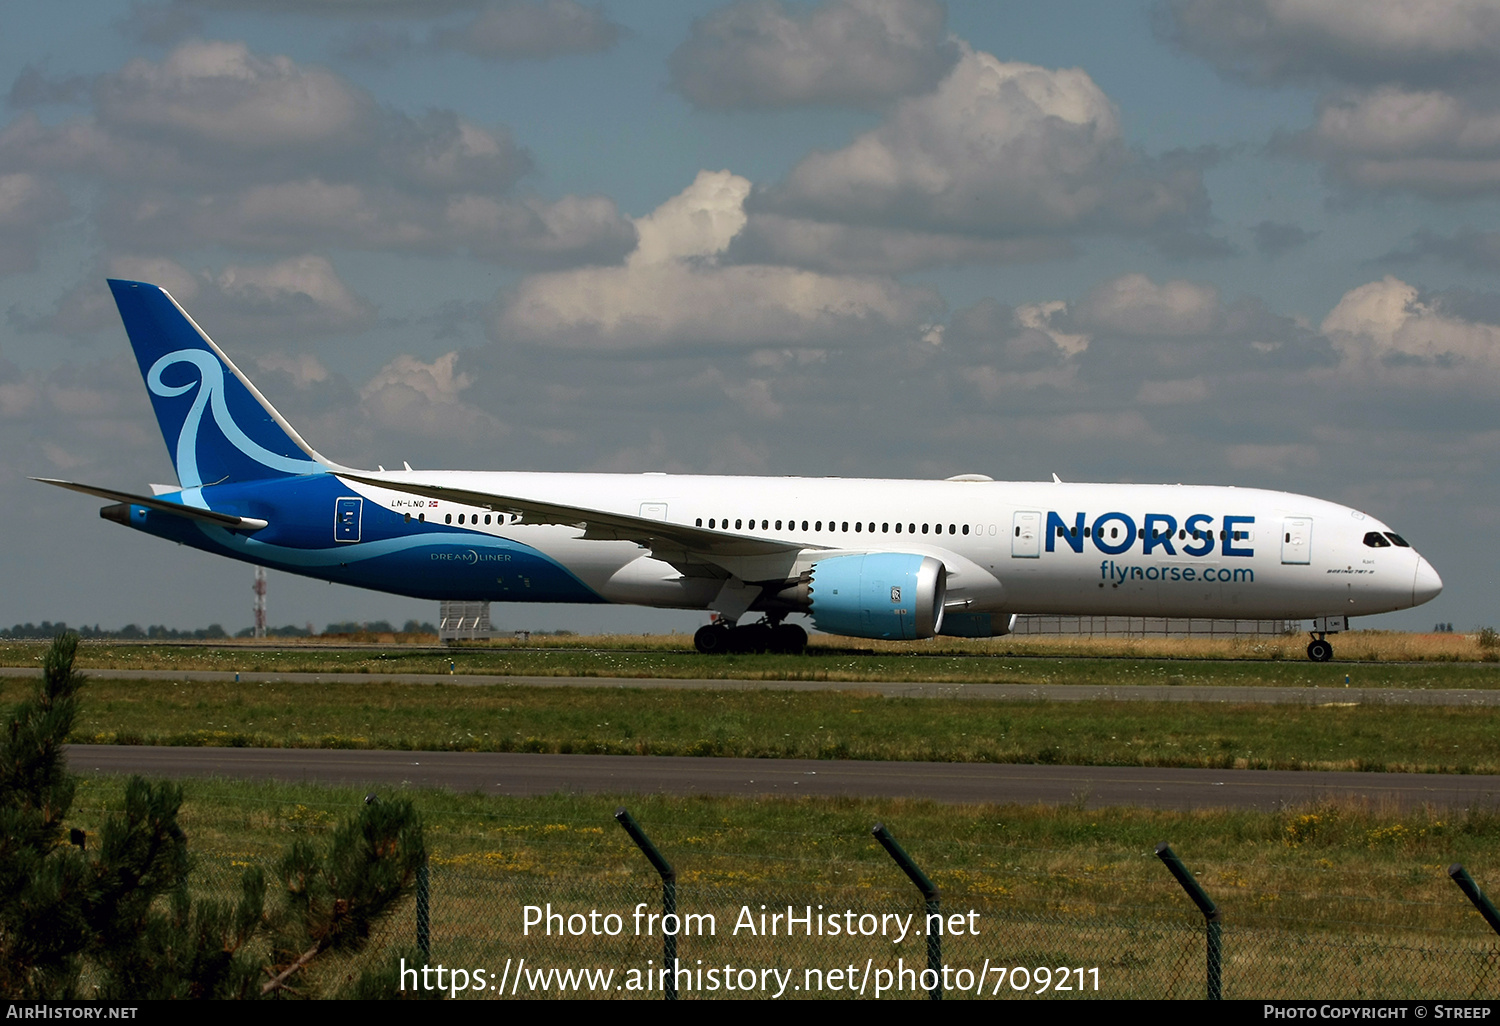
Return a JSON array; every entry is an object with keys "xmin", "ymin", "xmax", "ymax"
[
  {"xmin": 28, "ymin": 677, "xmax": 1500, "ymax": 774},
  {"xmin": 5, "ymin": 640, "xmax": 1500, "ymax": 688}
]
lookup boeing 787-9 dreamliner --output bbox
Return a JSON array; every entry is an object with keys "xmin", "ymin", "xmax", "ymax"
[{"xmin": 36, "ymin": 280, "xmax": 1443, "ymax": 661}]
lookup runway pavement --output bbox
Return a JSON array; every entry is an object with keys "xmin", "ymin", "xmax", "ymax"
[
  {"xmin": 8, "ymin": 666, "xmax": 1499, "ymax": 705},
  {"xmin": 66, "ymin": 745, "xmax": 1500, "ymax": 812}
]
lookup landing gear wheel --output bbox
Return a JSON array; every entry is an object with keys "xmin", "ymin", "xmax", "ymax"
[
  {"xmin": 737, "ymin": 624, "xmax": 774, "ymax": 653},
  {"xmin": 1307, "ymin": 638, "xmax": 1334, "ymax": 662},
  {"xmin": 771, "ymin": 623, "xmax": 808, "ymax": 655},
  {"xmin": 694, "ymin": 624, "xmax": 731, "ymax": 654}
]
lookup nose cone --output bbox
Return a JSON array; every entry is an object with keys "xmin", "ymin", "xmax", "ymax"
[{"xmin": 1413, "ymin": 556, "xmax": 1443, "ymax": 607}]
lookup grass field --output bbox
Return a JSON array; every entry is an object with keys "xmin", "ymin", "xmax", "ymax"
[
  {"xmin": 21, "ymin": 676, "xmax": 1500, "ymax": 773},
  {"xmin": 4, "ymin": 635, "xmax": 1499, "ymax": 689},
  {"xmin": 21, "ymin": 632, "xmax": 1500, "ymax": 997},
  {"xmin": 66, "ymin": 776, "xmax": 1500, "ymax": 999}
]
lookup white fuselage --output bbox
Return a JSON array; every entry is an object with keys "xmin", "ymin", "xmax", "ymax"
[{"xmin": 352, "ymin": 471, "xmax": 1442, "ymax": 621}]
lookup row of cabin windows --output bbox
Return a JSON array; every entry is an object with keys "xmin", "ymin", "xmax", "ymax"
[
  {"xmin": 1054, "ymin": 525, "xmax": 1249, "ymax": 542},
  {"xmin": 401, "ymin": 512, "xmax": 514, "ymax": 526},
  {"xmin": 393, "ymin": 510, "xmax": 1260, "ymax": 549},
  {"xmin": 693, "ymin": 517, "xmax": 973, "ymax": 536},
  {"xmin": 1363, "ymin": 531, "xmax": 1410, "ymax": 548}
]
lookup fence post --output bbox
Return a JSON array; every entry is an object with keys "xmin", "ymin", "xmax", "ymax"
[
  {"xmin": 872, "ymin": 823, "xmax": 941, "ymax": 1001},
  {"xmin": 616, "ymin": 807, "xmax": 677, "ymax": 1001},
  {"xmin": 1155, "ymin": 842, "xmax": 1221, "ymax": 1000},
  {"xmin": 415, "ymin": 854, "xmax": 430, "ymax": 957},
  {"xmin": 1448, "ymin": 865, "xmax": 1500, "ymax": 937}
]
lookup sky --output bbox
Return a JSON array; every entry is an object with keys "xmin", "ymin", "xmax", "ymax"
[{"xmin": 1, "ymin": 0, "xmax": 1497, "ymax": 635}]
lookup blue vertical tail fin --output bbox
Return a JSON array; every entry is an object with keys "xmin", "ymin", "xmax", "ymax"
[{"xmin": 108, "ymin": 279, "xmax": 337, "ymax": 488}]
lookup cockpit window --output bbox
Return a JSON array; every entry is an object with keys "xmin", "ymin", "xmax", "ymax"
[
  {"xmin": 1384, "ymin": 532, "xmax": 1410, "ymax": 547},
  {"xmin": 1363, "ymin": 531, "xmax": 1391, "ymax": 548}
]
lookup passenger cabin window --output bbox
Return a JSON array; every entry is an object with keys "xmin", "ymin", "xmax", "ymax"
[
  {"xmin": 1363, "ymin": 532, "xmax": 1391, "ymax": 548},
  {"xmin": 1385, "ymin": 532, "xmax": 1410, "ymax": 547}
]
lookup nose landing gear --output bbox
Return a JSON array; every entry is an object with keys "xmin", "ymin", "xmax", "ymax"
[
  {"xmin": 1306, "ymin": 636, "xmax": 1334, "ymax": 662},
  {"xmin": 1305, "ymin": 616, "xmax": 1346, "ymax": 662}
]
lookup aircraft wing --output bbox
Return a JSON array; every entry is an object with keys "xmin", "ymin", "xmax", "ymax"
[
  {"xmin": 32, "ymin": 478, "xmax": 269, "ymax": 531},
  {"xmin": 340, "ymin": 472, "xmax": 827, "ymax": 581}
]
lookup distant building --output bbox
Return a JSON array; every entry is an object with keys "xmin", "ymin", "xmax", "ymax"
[
  {"xmin": 1009, "ymin": 615, "xmax": 1299, "ymax": 638},
  {"xmin": 439, "ymin": 601, "xmax": 491, "ymax": 642}
]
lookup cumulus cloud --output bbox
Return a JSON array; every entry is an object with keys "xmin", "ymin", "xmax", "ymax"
[
  {"xmin": 1163, "ymin": 0, "xmax": 1500, "ymax": 198},
  {"xmin": 729, "ymin": 214, "xmax": 1074, "ymax": 274},
  {"xmin": 97, "ymin": 41, "xmax": 375, "ymax": 156},
  {"xmin": 212, "ymin": 255, "xmax": 374, "ymax": 329},
  {"xmin": 669, "ymin": 0, "xmax": 957, "ymax": 110},
  {"xmin": 1162, "ymin": 0, "xmax": 1500, "ymax": 88},
  {"xmin": 35, "ymin": 255, "xmax": 374, "ymax": 339},
  {"xmin": 437, "ymin": 0, "xmax": 622, "ymax": 60},
  {"xmin": 745, "ymin": 49, "xmax": 1210, "ymax": 270},
  {"xmin": 1288, "ymin": 86, "xmax": 1500, "ymax": 197},
  {"xmin": 253, "ymin": 351, "xmax": 330, "ymax": 389},
  {"xmin": 1321, "ymin": 275, "xmax": 1500, "ymax": 378},
  {"xmin": 360, "ymin": 351, "xmax": 507, "ymax": 439},
  {"xmin": 0, "ymin": 41, "xmax": 634, "ymax": 268},
  {"xmin": 493, "ymin": 169, "xmax": 941, "ymax": 349},
  {"xmin": 1078, "ymin": 274, "xmax": 1221, "ymax": 336}
]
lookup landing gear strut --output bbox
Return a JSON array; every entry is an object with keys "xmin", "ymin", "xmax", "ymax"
[
  {"xmin": 694, "ymin": 618, "xmax": 807, "ymax": 655},
  {"xmin": 1306, "ymin": 635, "xmax": 1334, "ymax": 662},
  {"xmin": 1305, "ymin": 615, "xmax": 1347, "ymax": 662}
]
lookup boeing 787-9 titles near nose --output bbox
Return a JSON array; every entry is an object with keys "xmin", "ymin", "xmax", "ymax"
[{"xmin": 36, "ymin": 280, "xmax": 1443, "ymax": 660}]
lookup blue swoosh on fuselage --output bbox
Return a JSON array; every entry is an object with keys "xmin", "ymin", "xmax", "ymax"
[{"xmin": 132, "ymin": 475, "xmax": 605, "ymax": 604}]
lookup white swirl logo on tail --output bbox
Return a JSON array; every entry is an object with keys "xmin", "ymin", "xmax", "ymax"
[{"xmin": 148, "ymin": 349, "xmax": 318, "ymax": 487}]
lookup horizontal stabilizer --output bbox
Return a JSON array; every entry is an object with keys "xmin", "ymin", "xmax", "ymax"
[{"xmin": 32, "ymin": 478, "xmax": 268, "ymax": 531}]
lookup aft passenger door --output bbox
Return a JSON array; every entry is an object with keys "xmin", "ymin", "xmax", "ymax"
[
  {"xmin": 1282, "ymin": 517, "xmax": 1312, "ymax": 564},
  {"xmin": 335, "ymin": 497, "xmax": 363, "ymax": 543},
  {"xmin": 1011, "ymin": 510, "xmax": 1041, "ymax": 558}
]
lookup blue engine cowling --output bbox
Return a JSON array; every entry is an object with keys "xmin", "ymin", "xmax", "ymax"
[{"xmin": 807, "ymin": 553, "xmax": 947, "ymax": 640}]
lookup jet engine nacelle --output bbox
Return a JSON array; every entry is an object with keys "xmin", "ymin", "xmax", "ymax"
[{"xmin": 807, "ymin": 553, "xmax": 947, "ymax": 640}]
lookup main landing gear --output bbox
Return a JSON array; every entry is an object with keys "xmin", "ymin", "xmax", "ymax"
[
  {"xmin": 1306, "ymin": 635, "xmax": 1334, "ymax": 662},
  {"xmin": 694, "ymin": 618, "xmax": 808, "ymax": 655}
]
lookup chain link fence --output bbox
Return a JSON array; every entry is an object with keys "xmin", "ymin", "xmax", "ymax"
[{"xmin": 187, "ymin": 827, "xmax": 1500, "ymax": 1000}]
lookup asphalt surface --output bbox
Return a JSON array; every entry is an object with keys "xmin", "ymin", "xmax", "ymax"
[
  {"xmin": 7, "ymin": 666, "xmax": 1499, "ymax": 705},
  {"xmin": 65, "ymin": 745, "xmax": 1500, "ymax": 811}
]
